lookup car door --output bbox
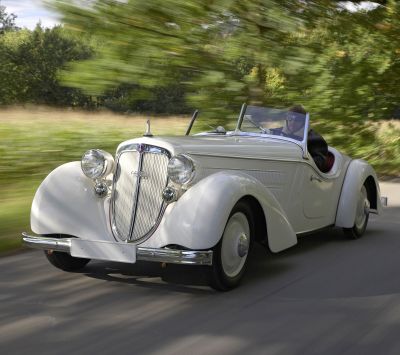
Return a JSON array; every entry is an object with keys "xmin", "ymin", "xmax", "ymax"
[{"xmin": 300, "ymin": 151, "xmax": 348, "ymax": 231}]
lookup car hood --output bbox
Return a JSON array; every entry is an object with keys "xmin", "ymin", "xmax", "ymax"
[{"xmin": 117, "ymin": 134, "xmax": 304, "ymax": 161}]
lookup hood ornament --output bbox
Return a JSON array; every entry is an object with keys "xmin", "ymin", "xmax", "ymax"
[{"xmin": 143, "ymin": 119, "xmax": 153, "ymax": 137}]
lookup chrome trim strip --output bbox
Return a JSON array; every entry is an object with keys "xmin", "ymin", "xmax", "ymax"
[
  {"xmin": 116, "ymin": 143, "xmax": 169, "ymax": 156},
  {"xmin": 137, "ymin": 247, "xmax": 213, "ymax": 265},
  {"xmin": 22, "ymin": 234, "xmax": 213, "ymax": 266},
  {"xmin": 128, "ymin": 148, "xmax": 144, "ymax": 240},
  {"xmin": 188, "ymin": 152, "xmax": 303, "ymax": 162}
]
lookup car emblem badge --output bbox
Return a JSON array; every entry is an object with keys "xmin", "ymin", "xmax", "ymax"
[
  {"xmin": 137, "ymin": 143, "xmax": 145, "ymax": 153},
  {"xmin": 131, "ymin": 171, "xmax": 149, "ymax": 179}
]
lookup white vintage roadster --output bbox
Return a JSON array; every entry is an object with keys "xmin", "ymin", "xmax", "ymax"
[{"xmin": 23, "ymin": 104, "xmax": 383, "ymax": 290}]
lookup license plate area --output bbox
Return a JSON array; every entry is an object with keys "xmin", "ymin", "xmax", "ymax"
[{"xmin": 71, "ymin": 239, "xmax": 136, "ymax": 263}]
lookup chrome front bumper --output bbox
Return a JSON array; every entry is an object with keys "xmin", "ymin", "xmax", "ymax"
[{"xmin": 22, "ymin": 233, "xmax": 213, "ymax": 266}]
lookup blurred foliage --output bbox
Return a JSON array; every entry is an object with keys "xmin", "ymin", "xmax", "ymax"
[
  {"xmin": 50, "ymin": 0, "xmax": 334, "ymax": 116},
  {"xmin": 282, "ymin": 0, "xmax": 400, "ymax": 121},
  {"xmin": 43, "ymin": 0, "xmax": 400, "ymax": 125},
  {"xmin": 2, "ymin": 1, "xmax": 400, "ymax": 122}
]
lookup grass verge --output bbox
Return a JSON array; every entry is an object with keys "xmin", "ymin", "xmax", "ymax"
[{"xmin": 0, "ymin": 106, "xmax": 187, "ymax": 255}]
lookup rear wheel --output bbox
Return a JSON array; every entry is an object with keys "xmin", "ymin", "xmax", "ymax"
[
  {"xmin": 45, "ymin": 250, "xmax": 90, "ymax": 271},
  {"xmin": 343, "ymin": 185, "xmax": 370, "ymax": 239},
  {"xmin": 209, "ymin": 201, "xmax": 254, "ymax": 291}
]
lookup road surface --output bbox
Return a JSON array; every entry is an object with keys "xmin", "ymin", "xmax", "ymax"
[{"xmin": 0, "ymin": 182, "xmax": 399, "ymax": 355}]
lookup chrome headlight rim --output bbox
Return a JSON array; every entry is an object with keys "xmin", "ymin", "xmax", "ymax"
[
  {"xmin": 167, "ymin": 154, "xmax": 196, "ymax": 185},
  {"xmin": 81, "ymin": 149, "xmax": 114, "ymax": 180}
]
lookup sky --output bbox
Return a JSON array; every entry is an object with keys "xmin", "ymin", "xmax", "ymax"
[
  {"xmin": 1, "ymin": 1, "xmax": 381, "ymax": 30},
  {"xmin": 2, "ymin": 0, "xmax": 60, "ymax": 30},
  {"xmin": 341, "ymin": 1, "xmax": 380, "ymax": 12}
]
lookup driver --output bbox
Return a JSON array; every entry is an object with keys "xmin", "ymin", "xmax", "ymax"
[
  {"xmin": 282, "ymin": 105, "xmax": 306, "ymax": 140},
  {"xmin": 271, "ymin": 104, "xmax": 306, "ymax": 140},
  {"xmin": 276, "ymin": 105, "xmax": 329, "ymax": 172}
]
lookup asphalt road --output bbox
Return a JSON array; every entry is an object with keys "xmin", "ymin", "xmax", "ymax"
[{"xmin": 1, "ymin": 182, "xmax": 399, "ymax": 355}]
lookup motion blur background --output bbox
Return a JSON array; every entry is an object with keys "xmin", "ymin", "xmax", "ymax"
[{"xmin": 1, "ymin": 0, "xmax": 399, "ymax": 253}]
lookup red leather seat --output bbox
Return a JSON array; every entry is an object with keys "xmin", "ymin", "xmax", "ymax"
[{"xmin": 323, "ymin": 151, "xmax": 335, "ymax": 173}]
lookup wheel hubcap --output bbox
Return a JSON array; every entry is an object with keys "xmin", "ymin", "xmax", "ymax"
[
  {"xmin": 355, "ymin": 186, "xmax": 369, "ymax": 230},
  {"xmin": 237, "ymin": 233, "xmax": 249, "ymax": 257},
  {"xmin": 221, "ymin": 212, "xmax": 250, "ymax": 278}
]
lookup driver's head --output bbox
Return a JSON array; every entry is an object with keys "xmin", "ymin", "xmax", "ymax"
[{"xmin": 286, "ymin": 105, "xmax": 306, "ymax": 134}]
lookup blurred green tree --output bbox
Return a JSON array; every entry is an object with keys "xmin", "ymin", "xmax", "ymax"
[
  {"xmin": 0, "ymin": 0, "xmax": 18, "ymax": 34},
  {"xmin": 0, "ymin": 0, "xmax": 393, "ymax": 122},
  {"xmin": 276, "ymin": 0, "xmax": 400, "ymax": 121},
  {"xmin": 51, "ymin": 0, "xmax": 342, "ymax": 116},
  {"xmin": 0, "ymin": 25, "xmax": 94, "ymax": 106}
]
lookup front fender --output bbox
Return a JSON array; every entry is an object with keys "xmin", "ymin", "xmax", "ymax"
[
  {"xmin": 31, "ymin": 162, "xmax": 115, "ymax": 242},
  {"xmin": 335, "ymin": 159, "xmax": 382, "ymax": 228},
  {"xmin": 144, "ymin": 171, "xmax": 297, "ymax": 253}
]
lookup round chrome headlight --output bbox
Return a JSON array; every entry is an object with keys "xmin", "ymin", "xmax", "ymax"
[
  {"xmin": 167, "ymin": 154, "xmax": 195, "ymax": 185},
  {"xmin": 81, "ymin": 149, "xmax": 114, "ymax": 179}
]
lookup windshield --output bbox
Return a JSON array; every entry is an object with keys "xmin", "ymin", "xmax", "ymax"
[
  {"xmin": 239, "ymin": 105, "xmax": 308, "ymax": 142},
  {"xmin": 186, "ymin": 110, "xmax": 238, "ymax": 136}
]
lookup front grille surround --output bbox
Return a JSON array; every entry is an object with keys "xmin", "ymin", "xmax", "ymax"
[{"xmin": 110, "ymin": 143, "xmax": 171, "ymax": 243}]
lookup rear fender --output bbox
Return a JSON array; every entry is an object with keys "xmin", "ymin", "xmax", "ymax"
[{"xmin": 335, "ymin": 159, "xmax": 382, "ymax": 228}]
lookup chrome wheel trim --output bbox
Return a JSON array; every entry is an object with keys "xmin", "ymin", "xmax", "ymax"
[
  {"xmin": 221, "ymin": 212, "xmax": 250, "ymax": 278},
  {"xmin": 355, "ymin": 185, "xmax": 369, "ymax": 230}
]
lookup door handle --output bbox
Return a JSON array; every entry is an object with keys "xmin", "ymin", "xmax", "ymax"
[{"xmin": 310, "ymin": 175, "xmax": 322, "ymax": 183}]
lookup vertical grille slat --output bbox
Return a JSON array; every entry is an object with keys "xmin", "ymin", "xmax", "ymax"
[{"xmin": 111, "ymin": 144, "xmax": 170, "ymax": 243}]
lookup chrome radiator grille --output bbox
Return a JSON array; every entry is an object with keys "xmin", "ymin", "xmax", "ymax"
[{"xmin": 111, "ymin": 144, "xmax": 170, "ymax": 242}]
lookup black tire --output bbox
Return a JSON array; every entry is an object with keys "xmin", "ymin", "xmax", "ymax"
[
  {"xmin": 343, "ymin": 185, "xmax": 370, "ymax": 239},
  {"xmin": 209, "ymin": 201, "xmax": 254, "ymax": 291},
  {"xmin": 44, "ymin": 250, "xmax": 90, "ymax": 272}
]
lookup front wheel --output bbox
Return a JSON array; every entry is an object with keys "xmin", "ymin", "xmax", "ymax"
[
  {"xmin": 343, "ymin": 185, "xmax": 370, "ymax": 239},
  {"xmin": 45, "ymin": 250, "xmax": 90, "ymax": 271},
  {"xmin": 209, "ymin": 201, "xmax": 254, "ymax": 291}
]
